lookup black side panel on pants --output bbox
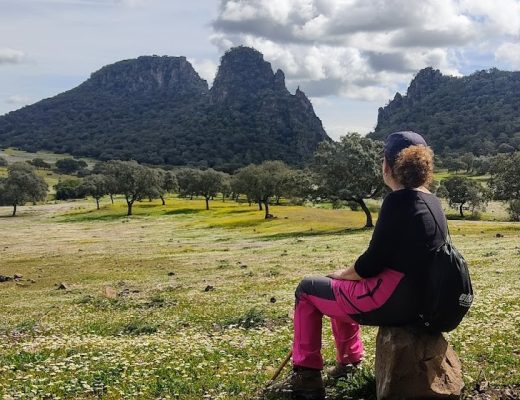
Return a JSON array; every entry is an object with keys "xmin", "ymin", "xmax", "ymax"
[{"xmin": 295, "ymin": 276, "xmax": 336, "ymax": 302}]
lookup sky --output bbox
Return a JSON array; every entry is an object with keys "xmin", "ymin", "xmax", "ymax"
[{"xmin": 1, "ymin": 0, "xmax": 520, "ymax": 140}]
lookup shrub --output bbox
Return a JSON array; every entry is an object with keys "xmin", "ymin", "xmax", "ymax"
[
  {"xmin": 54, "ymin": 179, "xmax": 83, "ymax": 200},
  {"xmin": 55, "ymin": 158, "xmax": 88, "ymax": 174},
  {"xmin": 507, "ymin": 199, "xmax": 520, "ymax": 222},
  {"xmin": 28, "ymin": 158, "xmax": 51, "ymax": 169},
  {"xmin": 347, "ymin": 200, "xmax": 360, "ymax": 211}
]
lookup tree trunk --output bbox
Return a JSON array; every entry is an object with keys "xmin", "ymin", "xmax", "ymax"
[
  {"xmin": 356, "ymin": 199, "xmax": 373, "ymax": 228},
  {"xmin": 12, "ymin": 204, "xmax": 17, "ymax": 217},
  {"xmin": 258, "ymin": 199, "xmax": 263, "ymax": 211},
  {"xmin": 275, "ymin": 195, "xmax": 281, "ymax": 205},
  {"xmin": 459, "ymin": 203, "xmax": 464, "ymax": 218},
  {"xmin": 127, "ymin": 201, "xmax": 133, "ymax": 216},
  {"xmin": 96, "ymin": 198, "xmax": 100, "ymax": 210},
  {"xmin": 222, "ymin": 193, "xmax": 225, "ymax": 202},
  {"xmin": 110, "ymin": 194, "xmax": 114, "ymax": 204},
  {"xmin": 205, "ymin": 197, "xmax": 210, "ymax": 210},
  {"xmin": 264, "ymin": 198, "xmax": 270, "ymax": 219},
  {"xmin": 148, "ymin": 197, "xmax": 152, "ymax": 202},
  {"xmin": 160, "ymin": 195, "xmax": 165, "ymax": 206}
]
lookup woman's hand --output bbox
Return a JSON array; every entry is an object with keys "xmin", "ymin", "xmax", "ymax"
[{"xmin": 327, "ymin": 265, "xmax": 363, "ymax": 281}]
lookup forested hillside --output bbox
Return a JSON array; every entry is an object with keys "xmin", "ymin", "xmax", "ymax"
[
  {"xmin": 369, "ymin": 68, "xmax": 520, "ymax": 156},
  {"xmin": 0, "ymin": 47, "xmax": 329, "ymax": 171}
]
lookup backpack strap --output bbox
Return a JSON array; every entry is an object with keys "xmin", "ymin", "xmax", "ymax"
[{"xmin": 420, "ymin": 193, "xmax": 452, "ymax": 245}]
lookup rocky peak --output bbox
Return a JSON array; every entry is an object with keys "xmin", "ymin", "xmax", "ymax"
[
  {"xmin": 274, "ymin": 69, "xmax": 288, "ymax": 92},
  {"xmin": 406, "ymin": 67, "xmax": 448, "ymax": 102},
  {"xmin": 295, "ymin": 87, "xmax": 313, "ymax": 111},
  {"xmin": 84, "ymin": 55, "xmax": 208, "ymax": 96},
  {"xmin": 210, "ymin": 46, "xmax": 285, "ymax": 103}
]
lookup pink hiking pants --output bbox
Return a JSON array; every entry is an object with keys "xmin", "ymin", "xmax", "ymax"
[{"xmin": 292, "ymin": 268, "xmax": 404, "ymax": 370}]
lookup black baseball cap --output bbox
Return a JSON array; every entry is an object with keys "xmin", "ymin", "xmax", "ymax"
[{"xmin": 384, "ymin": 131, "xmax": 427, "ymax": 165}]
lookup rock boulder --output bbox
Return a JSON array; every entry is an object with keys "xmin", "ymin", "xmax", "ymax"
[{"xmin": 375, "ymin": 326, "xmax": 463, "ymax": 399}]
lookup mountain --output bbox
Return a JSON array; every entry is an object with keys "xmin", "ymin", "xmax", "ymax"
[
  {"xmin": 0, "ymin": 47, "xmax": 329, "ymax": 171},
  {"xmin": 369, "ymin": 68, "xmax": 520, "ymax": 156}
]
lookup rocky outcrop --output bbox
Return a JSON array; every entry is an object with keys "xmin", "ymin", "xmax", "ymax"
[
  {"xmin": 210, "ymin": 46, "xmax": 284, "ymax": 103},
  {"xmin": 84, "ymin": 56, "xmax": 209, "ymax": 96},
  {"xmin": 375, "ymin": 326, "xmax": 463, "ymax": 399}
]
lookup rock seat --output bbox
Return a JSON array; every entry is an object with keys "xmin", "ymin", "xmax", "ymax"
[{"xmin": 375, "ymin": 326, "xmax": 464, "ymax": 399}]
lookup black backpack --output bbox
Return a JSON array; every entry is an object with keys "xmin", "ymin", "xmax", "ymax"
[{"xmin": 418, "ymin": 201, "xmax": 474, "ymax": 333}]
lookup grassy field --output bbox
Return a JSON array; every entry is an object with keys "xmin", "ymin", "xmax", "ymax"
[
  {"xmin": 0, "ymin": 148, "xmax": 82, "ymax": 195},
  {"xmin": 0, "ymin": 148, "xmax": 94, "ymax": 167},
  {"xmin": 0, "ymin": 197, "xmax": 518, "ymax": 399}
]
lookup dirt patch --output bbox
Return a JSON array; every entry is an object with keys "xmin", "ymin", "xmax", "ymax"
[{"xmin": 466, "ymin": 384, "xmax": 520, "ymax": 399}]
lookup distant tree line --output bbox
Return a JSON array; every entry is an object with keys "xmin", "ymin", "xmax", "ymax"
[{"xmin": 2, "ymin": 141, "xmax": 519, "ymax": 222}]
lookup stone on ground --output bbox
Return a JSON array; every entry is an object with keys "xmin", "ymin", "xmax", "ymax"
[{"xmin": 102, "ymin": 286, "xmax": 118, "ymax": 299}]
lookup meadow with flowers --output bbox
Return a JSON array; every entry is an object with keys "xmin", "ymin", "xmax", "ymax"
[{"xmin": 0, "ymin": 198, "xmax": 518, "ymax": 399}]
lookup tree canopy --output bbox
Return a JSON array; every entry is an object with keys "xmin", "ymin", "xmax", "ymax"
[
  {"xmin": 103, "ymin": 160, "xmax": 161, "ymax": 216},
  {"xmin": 488, "ymin": 151, "xmax": 520, "ymax": 221},
  {"xmin": 55, "ymin": 158, "xmax": 88, "ymax": 174},
  {"xmin": 0, "ymin": 162, "xmax": 48, "ymax": 216},
  {"xmin": 312, "ymin": 133, "xmax": 384, "ymax": 227},
  {"xmin": 80, "ymin": 174, "xmax": 108, "ymax": 210},
  {"xmin": 232, "ymin": 161, "xmax": 292, "ymax": 218},
  {"xmin": 438, "ymin": 176, "xmax": 488, "ymax": 217}
]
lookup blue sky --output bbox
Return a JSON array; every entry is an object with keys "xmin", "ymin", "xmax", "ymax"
[{"xmin": 1, "ymin": 0, "xmax": 520, "ymax": 140}]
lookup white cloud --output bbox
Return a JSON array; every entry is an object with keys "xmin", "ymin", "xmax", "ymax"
[
  {"xmin": 5, "ymin": 95, "xmax": 31, "ymax": 106},
  {"xmin": 189, "ymin": 58, "xmax": 218, "ymax": 85},
  {"xmin": 0, "ymin": 48, "xmax": 25, "ymax": 65},
  {"xmin": 460, "ymin": 0, "xmax": 520, "ymax": 36},
  {"xmin": 495, "ymin": 42, "xmax": 520, "ymax": 68},
  {"xmin": 212, "ymin": 0, "xmax": 520, "ymax": 104}
]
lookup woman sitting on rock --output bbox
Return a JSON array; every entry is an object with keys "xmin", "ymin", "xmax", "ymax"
[{"xmin": 266, "ymin": 131, "xmax": 447, "ymax": 400}]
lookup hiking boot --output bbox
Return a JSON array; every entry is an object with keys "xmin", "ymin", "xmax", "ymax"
[
  {"xmin": 324, "ymin": 361, "xmax": 361, "ymax": 383},
  {"xmin": 263, "ymin": 367, "xmax": 325, "ymax": 400}
]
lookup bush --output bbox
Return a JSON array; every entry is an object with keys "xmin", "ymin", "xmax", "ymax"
[
  {"xmin": 507, "ymin": 199, "xmax": 520, "ymax": 221},
  {"xmin": 28, "ymin": 158, "xmax": 51, "ymax": 169},
  {"xmin": 332, "ymin": 200, "xmax": 347, "ymax": 209},
  {"xmin": 347, "ymin": 200, "xmax": 360, "ymax": 211},
  {"xmin": 55, "ymin": 158, "xmax": 88, "ymax": 174},
  {"xmin": 0, "ymin": 155, "xmax": 7, "ymax": 166},
  {"xmin": 54, "ymin": 179, "xmax": 83, "ymax": 200}
]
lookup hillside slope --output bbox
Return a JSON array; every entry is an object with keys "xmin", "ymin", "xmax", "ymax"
[{"xmin": 369, "ymin": 68, "xmax": 520, "ymax": 155}]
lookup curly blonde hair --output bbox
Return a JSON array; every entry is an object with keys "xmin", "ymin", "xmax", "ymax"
[{"xmin": 392, "ymin": 145, "xmax": 434, "ymax": 188}]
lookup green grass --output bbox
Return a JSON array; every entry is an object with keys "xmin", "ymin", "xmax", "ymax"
[
  {"xmin": 0, "ymin": 197, "xmax": 518, "ymax": 399},
  {"xmin": 0, "ymin": 147, "xmax": 95, "ymax": 167},
  {"xmin": 434, "ymin": 169, "xmax": 490, "ymax": 182},
  {"xmin": 0, "ymin": 148, "xmax": 81, "ymax": 196}
]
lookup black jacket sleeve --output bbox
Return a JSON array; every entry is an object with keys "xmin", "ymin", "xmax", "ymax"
[{"xmin": 354, "ymin": 193, "xmax": 399, "ymax": 278}]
